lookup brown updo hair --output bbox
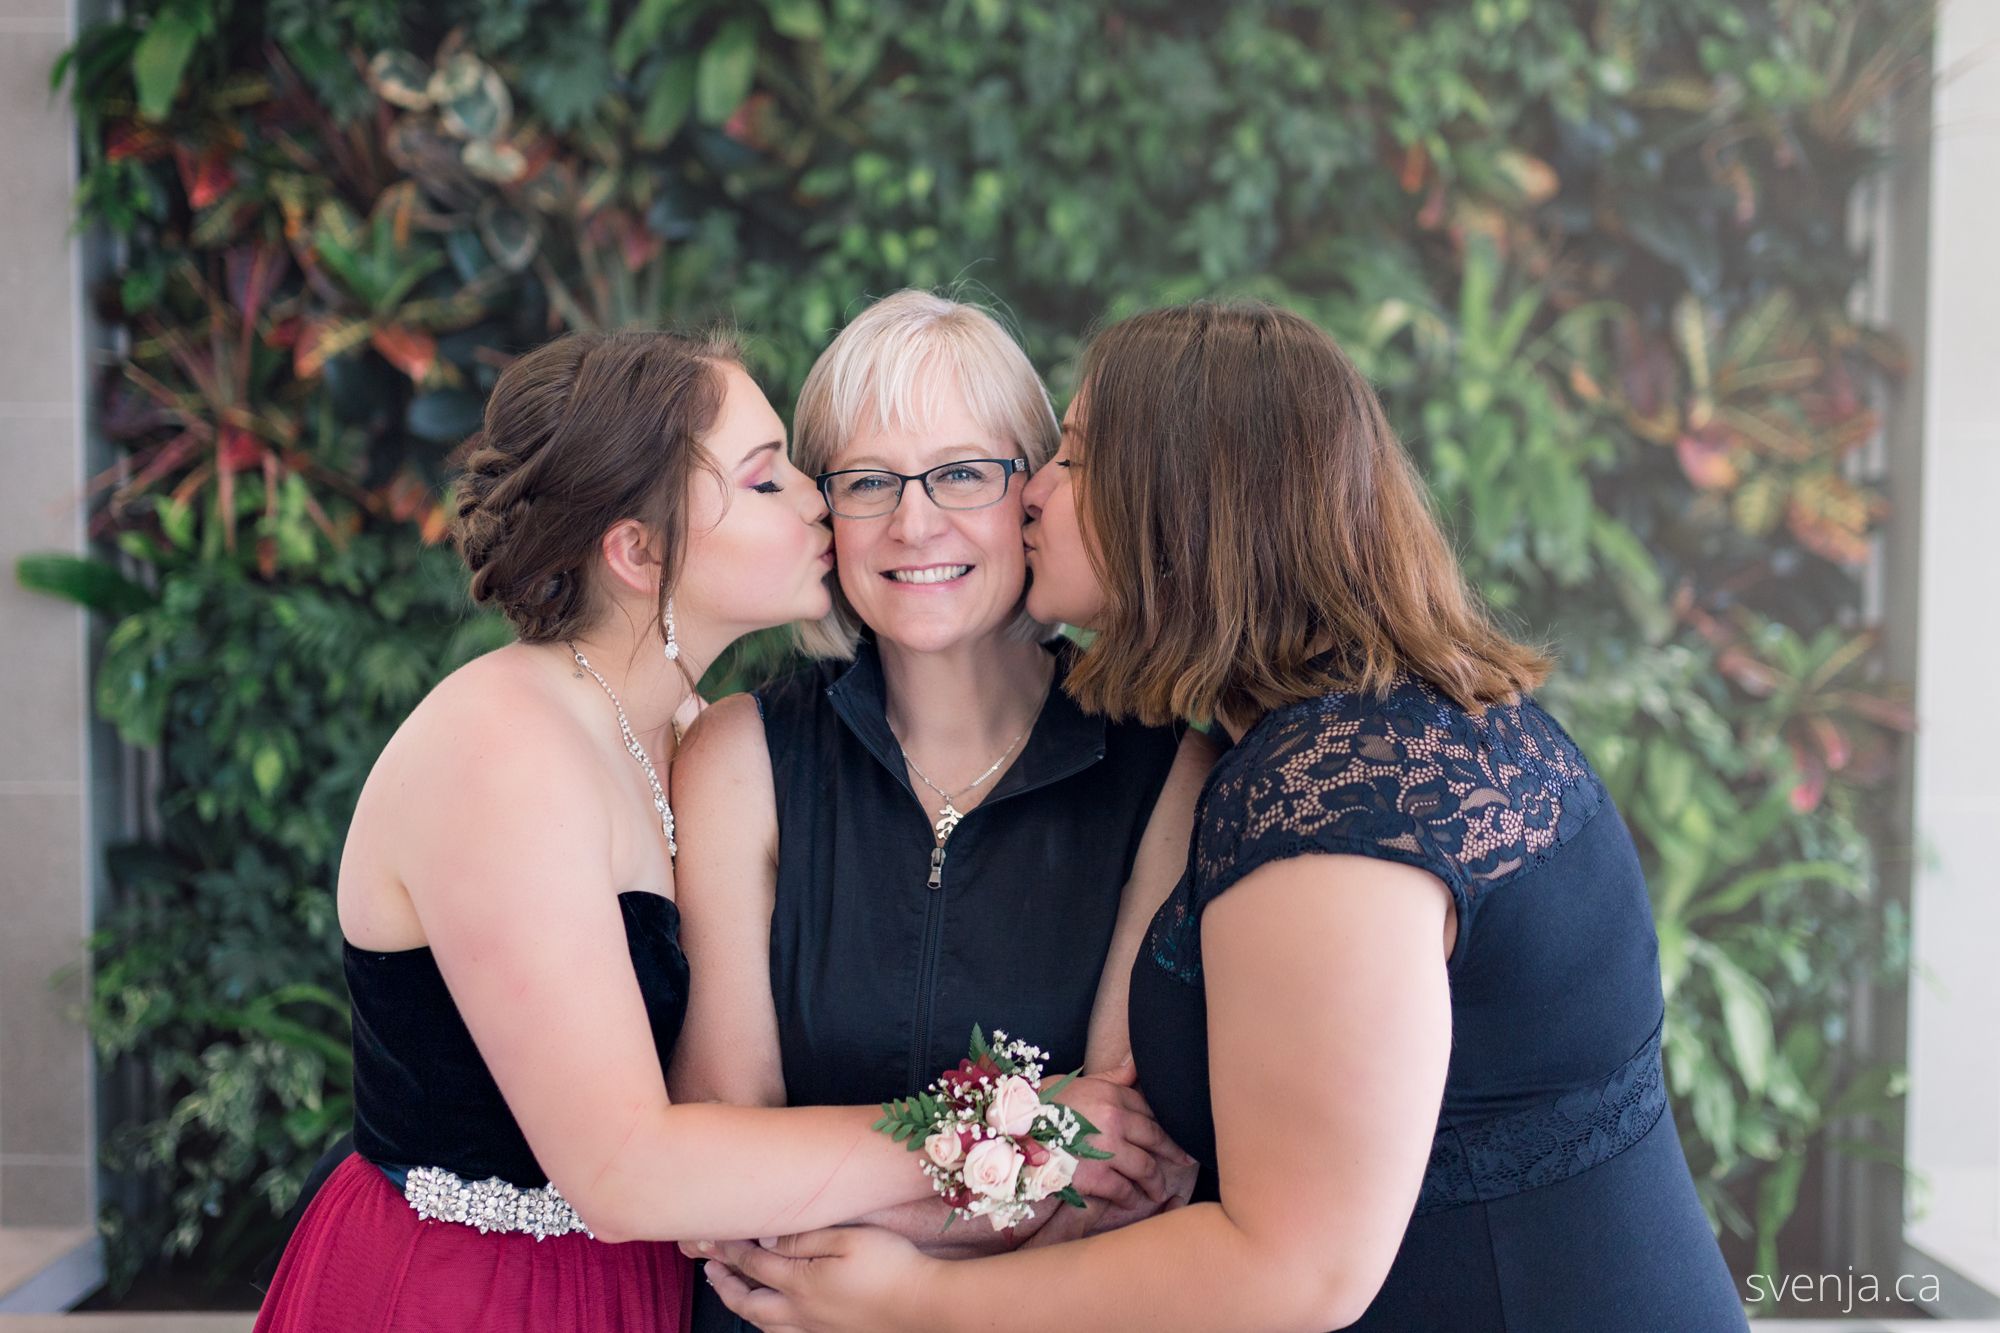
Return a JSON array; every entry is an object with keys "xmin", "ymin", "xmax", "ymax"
[{"xmin": 452, "ymin": 328, "xmax": 743, "ymax": 643}]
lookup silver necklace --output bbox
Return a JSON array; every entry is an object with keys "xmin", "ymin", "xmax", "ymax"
[
  {"xmin": 892, "ymin": 676, "xmax": 1048, "ymax": 880},
  {"xmin": 908, "ymin": 728, "xmax": 1032, "ymax": 840},
  {"xmin": 568, "ymin": 643, "xmax": 676, "ymax": 859}
]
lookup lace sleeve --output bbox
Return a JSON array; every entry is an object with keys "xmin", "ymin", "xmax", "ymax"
[
  {"xmin": 1194, "ymin": 681, "xmax": 1603, "ymax": 906},
  {"xmin": 1148, "ymin": 681, "xmax": 1604, "ymax": 985},
  {"xmin": 1191, "ymin": 699, "xmax": 1460, "ymax": 909}
]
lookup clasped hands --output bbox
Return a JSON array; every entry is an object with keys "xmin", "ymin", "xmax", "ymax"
[{"xmin": 684, "ymin": 1064, "xmax": 1196, "ymax": 1333}]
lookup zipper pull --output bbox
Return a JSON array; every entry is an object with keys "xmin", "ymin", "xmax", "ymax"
[{"xmin": 927, "ymin": 842, "xmax": 945, "ymax": 890}]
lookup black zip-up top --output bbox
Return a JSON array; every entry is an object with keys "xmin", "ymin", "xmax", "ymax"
[{"xmin": 754, "ymin": 637, "xmax": 1180, "ymax": 1106}]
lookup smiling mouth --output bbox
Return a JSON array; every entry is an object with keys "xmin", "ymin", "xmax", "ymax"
[{"xmin": 885, "ymin": 564, "xmax": 972, "ymax": 585}]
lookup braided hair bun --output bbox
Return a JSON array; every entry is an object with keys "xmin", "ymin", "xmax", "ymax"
[{"xmin": 451, "ymin": 329, "xmax": 742, "ymax": 643}]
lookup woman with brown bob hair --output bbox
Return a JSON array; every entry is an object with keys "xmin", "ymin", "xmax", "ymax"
[{"xmin": 696, "ymin": 300, "xmax": 1748, "ymax": 1331}]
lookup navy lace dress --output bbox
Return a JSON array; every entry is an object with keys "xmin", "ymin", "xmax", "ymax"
[{"xmin": 1126, "ymin": 674, "xmax": 1747, "ymax": 1331}]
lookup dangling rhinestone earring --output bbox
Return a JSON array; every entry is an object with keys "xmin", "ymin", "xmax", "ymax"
[{"xmin": 662, "ymin": 596, "xmax": 681, "ymax": 662}]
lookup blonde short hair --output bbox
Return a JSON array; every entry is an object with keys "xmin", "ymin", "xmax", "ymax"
[{"xmin": 791, "ymin": 289, "xmax": 1061, "ymax": 660}]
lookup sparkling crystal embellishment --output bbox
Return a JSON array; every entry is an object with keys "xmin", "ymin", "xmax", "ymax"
[{"xmin": 403, "ymin": 1164, "xmax": 593, "ymax": 1241}]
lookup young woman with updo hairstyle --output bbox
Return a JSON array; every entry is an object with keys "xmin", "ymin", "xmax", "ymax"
[
  {"xmin": 253, "ymin": 327, "xmax": 1173, "ymax": 1332},
  {"xmin": 694, "ymin": 301, "xmax": 1748, "ymax": 1332}
]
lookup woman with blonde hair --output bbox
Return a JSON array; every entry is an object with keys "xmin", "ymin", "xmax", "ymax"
[
  {"xmin": 673, "ymin": 291, "xmax": 1215, "ymax": 1330},
  {"xmin": 254, "ymin": 327, "xmax": 1170, "ymax": 1332},
  {"xmin": 696, "ymin": 300, "xmax": 1747, "ymax": 1331}
]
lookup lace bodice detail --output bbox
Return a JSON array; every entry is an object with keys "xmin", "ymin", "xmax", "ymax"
[{"xmin": 1151, "ymin": 673, "xmax": 1605, "ymax": 983}]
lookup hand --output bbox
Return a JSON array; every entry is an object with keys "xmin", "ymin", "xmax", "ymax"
[
  {"xmin": 1048, "ymin": 1059, "xmax": 1197, "ymax": 1211},
  {"xmin": 1017, "ymin": 1149, "xmax": 1199, "ymax": 1250},
  {"xmin": 696, "ymin": 1227, "xmax": 935, "ymax": 1333}
]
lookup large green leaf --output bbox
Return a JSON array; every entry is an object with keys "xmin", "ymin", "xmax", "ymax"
[
  {"xmin": 695, "ymin": 17, "xmax": 757, "ymax": 125},
  {"xmin": 132, "ymin": 8, "xmax": 200, "ymax": 121},
  {"xmin": 16, "ymin": 553, "xmax": 156, "ymax": 616}
]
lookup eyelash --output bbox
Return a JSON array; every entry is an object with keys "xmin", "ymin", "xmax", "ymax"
[{"xmin": 751, "ymin": 479, "xmax": 782, "ymax": 493}]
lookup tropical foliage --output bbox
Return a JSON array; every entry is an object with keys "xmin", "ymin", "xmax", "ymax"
[{"xmin": 27, "ymin": 0, "xmax": 1926, "ymax": 1297}]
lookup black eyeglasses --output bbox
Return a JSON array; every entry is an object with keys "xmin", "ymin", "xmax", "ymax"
[{"xmin": 815, "ymin": 457, "xmax": 1029, "ymax": 519}]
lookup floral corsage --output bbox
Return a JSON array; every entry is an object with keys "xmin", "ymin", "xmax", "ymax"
[{"xmin": 874, "ymin": 1026, "xmax": 1111, "ymax": 1231}]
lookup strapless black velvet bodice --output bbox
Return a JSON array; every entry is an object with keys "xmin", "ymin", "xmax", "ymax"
[{"xmin": 344, "ymin": 891, "xmax": 689, "ymax": 1188}]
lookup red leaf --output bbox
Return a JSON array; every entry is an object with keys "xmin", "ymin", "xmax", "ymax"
[
  {"xmin": 1788, "ymin": 741, "xmax": 1827, "ymax": 814},
  {"xmin": 722, "ymin": 92, "xmax": 776, "ymax": 152},
  {"xmin": 1676, "ymin": 430, "xmax": 1739, "ymax": 491},
  {"xmin": 616, "ymin": 212, "xmax": 663, "ymax": 273},
  {"xmin": 225, "ymin": 244, "xmax": 288, "ymax": 325},
  {"xmin": 1718, "ymin": 646, "xmax": 1783, "ymax": 697},
  {"xmin": 1416, "ymin": 177, "xmax": 1447, "ymax": 230},
  {"xmin": 378, "ymin": 469, "xmax": 433, "ymax": 524},
  {"xmin": 1398, "ymin": 142, "xmax": 1428, "ymax": 194},
  {"xmin": 418, "ymin": 505, "xmax": 452, "ymax": 546},
  {"xmin": 1806, "ymin": 715, "xmax": 1852, "ymax": 772},
  {"xmin": 217, "ymin": 424, "xmax": 265, "ymax": 472},
  {"xmin": 174, "ymin": 143, "xmax": 237, "ymax": 211},
  {"xmin": 105, "ymin": 120, "xmax": 167, "ymax": 162},
  {"xmin": 370, "ymin": 325, "xmax": 438, "ymax": 382}
]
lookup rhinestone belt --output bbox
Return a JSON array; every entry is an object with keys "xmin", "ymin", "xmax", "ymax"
[{"xmin": 400, "ymin": 1163, "xmax": 595, "ymax": 1240}]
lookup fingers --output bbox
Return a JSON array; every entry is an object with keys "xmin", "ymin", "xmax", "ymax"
[
  {"xmin": 1111, "ymin": 1140, "xmax": 1171, "ymax": 1204},
  {"xmin": 1108, "ymin": 1105, "xmax": 1171, "ymax": 1156},
  {"xmin": 766, "ymin": 1227, "xmax": 846, "ymax": 1258},
  {"xmin": 706, "ymin": 1260, "xmax": 798, "ymax": 1331},
  {"xmin": 1071, "ymin": 1156, "xmax": 1141, "ymax": 1210},
  {"xmin": 700, "ymin": 1237, "xmax": 783, "ymax": 1284}
]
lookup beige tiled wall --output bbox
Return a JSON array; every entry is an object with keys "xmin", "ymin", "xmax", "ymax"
[{"xmin": 0, "ymin": 0, "xmax": 96, "ymax": 1231}]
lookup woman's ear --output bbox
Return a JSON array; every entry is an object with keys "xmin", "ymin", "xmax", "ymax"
[{"xmin": 598, "ymin": 518, "xmax": 665, "ymax": 598}]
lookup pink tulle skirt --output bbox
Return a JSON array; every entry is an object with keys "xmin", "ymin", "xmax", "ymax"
[{"xmin": 254, "ymin": 1154, "xmax": 692, "ymax": 1333}]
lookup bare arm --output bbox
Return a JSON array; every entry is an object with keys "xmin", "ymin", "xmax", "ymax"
[
  {"xmin": 668, "ymin": 693, "xmax": 787, "ymax": 1108},
  {"xmin": 706, "ymin": 852, "xmax": 1455, "ymax": 1331},
  {"xmin": 1003, "ymin": 727, "xmax": 1219, "ymax": 1250},
  {"xmin": 389, "ymin": 689, "xmax": 929, "ymax": 1245},
  {"xmin": 1081, "ymin": 726, "xmax": 1223, "ymax": 1072}
]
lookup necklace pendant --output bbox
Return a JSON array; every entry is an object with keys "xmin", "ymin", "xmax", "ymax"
[{"xmin": 933, "ymin": 803, "xmax": 962, "ymax": 843}]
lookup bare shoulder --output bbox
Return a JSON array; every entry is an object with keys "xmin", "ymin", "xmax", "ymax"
[
  {"xmin": 400, "ymin": 645, "xmax": 585, "ymax": 757},
  {"xmin": 673, "ymin": 691, "xmax": 770, "ymax": 788},
  {"xmin": 342, "ymin": 645, "xmax": 604, "ymax": 947},
  {"xmin": 671, "ymin": 691, "xmax": 778, "ymax": 872},
  {"xmin": 361, "ymin": 646, "xmax": 601, "ymax": 839}
]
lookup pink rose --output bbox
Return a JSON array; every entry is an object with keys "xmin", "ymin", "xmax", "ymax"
[
  {"xmin": 1021, "ymin": 1146, "xmax": 1078, "ymax": 1203},
  {"xmin": 962, "ymin": 1137, "xmax": 1023, "ymax": 1200},
  {"xmin": 924, "ymin": 1130, "xmax": 964, "ymax": 1170},
  {"xmin": 984, "ymin": 1075, "xmax": 1042, "ymax": 1137}
]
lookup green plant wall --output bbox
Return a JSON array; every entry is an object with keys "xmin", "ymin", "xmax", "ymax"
[{"xmin": 29, "ymin": 0, "xmax": 1925, "ymax": 1298}]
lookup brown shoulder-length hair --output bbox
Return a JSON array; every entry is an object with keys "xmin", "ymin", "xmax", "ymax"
[
  {"xmin": 451, "ymin": 328, "xmax": 741, "ymax": 645},
  {"xmin": 1061, "ymin": 299, "xmax": 1551, "ymax": 727}
]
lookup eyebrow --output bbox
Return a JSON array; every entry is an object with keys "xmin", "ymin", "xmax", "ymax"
[
  {"xmin": 835, "ymin": 443, "xmax": 1000, "ymax": 470},
  {"xmin": 736, "ymin": 440, "xmax": 783, "ymax": 468}
]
